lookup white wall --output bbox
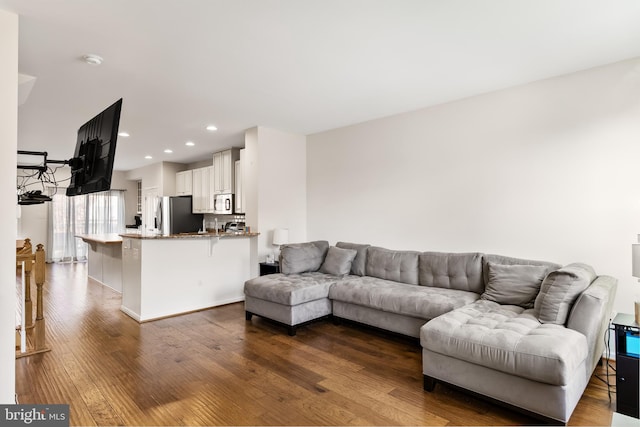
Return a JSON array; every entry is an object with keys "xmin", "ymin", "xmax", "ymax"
[
  {"xmin": 161, "ymin": 162, "xmax": 188, "ymax": 197},
  {"xmin": 244, "ymin": 126, "xmax": 307, "ymax": 263},
  {"xmin": 126, "ymin": 161, "xmax": 188, "ymax": 197},
  {"xmin": 111, "ymin": 170, "xmax": 138, "ymax": 224},
  {"xmin": 0, "ymin": 8, "xmax": 18, "ymax": 403},
  {"xmin": 307, "ymin": 58, "xmax": 640, "ymax": 315},
  {"xmin": 126, "ymin": 162, "xmax": 162, "ymax": 192},
  {"xmin": 17, "ymin": 203, "xmax": 47, "ymax": 244}
]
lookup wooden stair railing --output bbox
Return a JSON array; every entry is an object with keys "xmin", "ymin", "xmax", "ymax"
[
  {"xmin": 16, "ymin": 238, "xmax": 33, "ymax": 328},
  {"xmin": 16, "ymin": 243, "xmax": 50, "ymax": 358}
]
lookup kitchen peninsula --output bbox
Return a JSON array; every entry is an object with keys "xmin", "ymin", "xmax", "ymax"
[
  {"xmin": 120, "ymin": 232, "xmax": 258, "ymax": 322},
  {"xmin": 77, "ymin": 234, "xmax": 123, "ymax": 292}
]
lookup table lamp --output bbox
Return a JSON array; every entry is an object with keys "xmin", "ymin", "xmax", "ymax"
[
  {"xmin": 272, "ymin": 228, "xmax": 289, "ymax": 263},
  {"xmin": 632, "ymin": 243, "xmax": 640, "ymax": 324}
]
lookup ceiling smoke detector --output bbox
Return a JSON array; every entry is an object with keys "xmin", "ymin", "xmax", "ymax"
[{"xmin": 83, "ymin": 54, "xmax": 103, "ymax": 66}]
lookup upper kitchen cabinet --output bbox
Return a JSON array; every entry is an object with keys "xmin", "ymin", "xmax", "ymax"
[
  {"xmin": 235, "ymin": 148, "xmax": 246, "ymax": 214},
  {"xmin": 213, "ymin": 148, "xmax": 240, "ymax": 194},
  {"xmin": 175, "ymin": 170, "xmax": 193, "ymax": 196},
  {"xmin": 192, "ymin": 166, "xmax": 214, "ymax": 213},
  {"xmin": 235, "ymin": 159, "xmax": 243, "ymax": 213}
]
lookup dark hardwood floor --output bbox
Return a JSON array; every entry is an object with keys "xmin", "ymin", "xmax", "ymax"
[{"xmin": 16, "ymin": 262, "xmax": 615, "ymax": 426}]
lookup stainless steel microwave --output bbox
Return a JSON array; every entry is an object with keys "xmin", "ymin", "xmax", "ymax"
[{"xmin": 213, "ymin": 193, "xmax": 234, "ymax": 214}]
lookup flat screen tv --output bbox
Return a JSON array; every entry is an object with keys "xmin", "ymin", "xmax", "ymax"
[{"xmin": 66, "ymin": 98, "xmax": 122, "ymax": 196}]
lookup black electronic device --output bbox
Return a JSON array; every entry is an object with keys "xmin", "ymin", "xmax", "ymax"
[
  {"xmin": 18, "ymin": 190, "xmax": 52, "ymax": 205},
  {"xmin": 613, "ymin": 313, "xmax": 640, "ymax": 419},
  {"xmin": 17, "ymin": 98, "xmax": 123, "ymax": 201},
  {"xmin": 66, "ymin": 98, "xmax": 122, "ymax": 196}
]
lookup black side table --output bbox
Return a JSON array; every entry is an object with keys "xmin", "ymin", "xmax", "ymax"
[
  {"xmin": 613, "ymin": 313, "xmax": 639, "ymax": 419},
  {"xmin": 259, "ymin": 261, "xmax": 280, "ymax": 276}
]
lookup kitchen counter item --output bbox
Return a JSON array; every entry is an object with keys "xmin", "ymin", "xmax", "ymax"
[
  {"xmin": 119, "ymin": 232, "xmax": 259, "ymax": 240},
  {"xmin": 225, "ymin": 221, "xmax": 245, "ymax": 232}
]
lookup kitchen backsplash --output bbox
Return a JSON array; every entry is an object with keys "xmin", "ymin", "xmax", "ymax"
[{"xmin": 203, "ymin": 213, "xmax": 245, "ymax": 230}]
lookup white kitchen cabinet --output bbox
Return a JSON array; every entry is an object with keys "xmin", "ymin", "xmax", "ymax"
[
  {"xmin": 213, "ymin": 148, "xmax": 240, "ymax": 194},
  {"xmin": 192, "ymin": 168, "xmax": 203, "ymax": 212},
  {"xmin": 234, "ymin": 159, "xmax": 243, "ymax": 213},
  {"xmin": 142, "ymin": 187, "xmax": 159, "ymax": 234},
  {"xmin": 206, "ymin": 165, "xmax": 215, "ymax": 212},
  {"xmin": 213, "ymin": 151, "xmax": 224, "ymax": 194},
  {"xmin": 191, "ymin": 166, "xmax": 214, "ymax": 213},
  {"xmin": 175, "ymin": 170, "xmax": 193, "ymax": 196}
]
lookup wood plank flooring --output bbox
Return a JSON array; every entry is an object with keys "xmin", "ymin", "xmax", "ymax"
[{"xmin": 16, "ymin": 262, "xmax": 616, "ymax": 426}]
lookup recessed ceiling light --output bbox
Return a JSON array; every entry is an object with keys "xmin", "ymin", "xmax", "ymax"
[
  {"xmin": 144, "ymin": 155, "xmax": 152, "ymax": 160},
  {"xmin": 164, "ymin": 149, "xmax": 173, "ymax": 154},
  {"xmin": 118, "ymin": 132, "xmax": 130, "ymax": 137},
  {"xmin": 185, "ymin": 141, "xmax": 195, "ymax": 147},
  {"xmin": 83, "ymin": 54, "xmax": 103, "ymax": 66},
  {"xmin": 206, "ymin": 125, "xmax": 218, "ymax": 131}
]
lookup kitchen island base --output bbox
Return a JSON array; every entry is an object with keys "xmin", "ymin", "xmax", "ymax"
[{"xmin": 121, "ymin": 233, "xmax": 257, "ymax": 322}]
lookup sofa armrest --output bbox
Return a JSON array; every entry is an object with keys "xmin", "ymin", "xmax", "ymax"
[{"xmin": 566, "ymin": 275, "xmax": 617, "ymax": 378}]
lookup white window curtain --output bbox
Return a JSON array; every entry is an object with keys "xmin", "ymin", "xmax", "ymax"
[
  {"xmin": 85, "ymin": 191, "xmax": 126, "ymax": 235},
  {"xmin": 47, "ymin": 190, "xmax": 125, "ymax": 262}
]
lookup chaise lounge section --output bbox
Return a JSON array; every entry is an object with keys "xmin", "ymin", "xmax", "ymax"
[{"xmin": 243, "ymin": 240, "xmax": 617, "ymax": 424}]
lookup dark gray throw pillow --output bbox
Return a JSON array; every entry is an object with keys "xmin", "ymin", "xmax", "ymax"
[
  {"xmin": 481, "ymin": 262, "xmax": 549, "ymax": 308},
  {"xmin": 319, "ymin": 246, "xmax": 358, "ymax": 276}
]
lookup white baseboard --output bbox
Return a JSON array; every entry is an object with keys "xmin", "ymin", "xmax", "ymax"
[{"xmin": 119, "ymin": 305, "xmax": 141, "ymax": 322}]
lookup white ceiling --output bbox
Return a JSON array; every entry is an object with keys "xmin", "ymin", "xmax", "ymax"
[{"xmin": 3, "ymin": 0, "xmax": 640, "ymax": 171}]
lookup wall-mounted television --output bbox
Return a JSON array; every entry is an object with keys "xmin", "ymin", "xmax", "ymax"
[{"xmin": 66, "ymin": 98, "xmax": 122, "ymax": 196}]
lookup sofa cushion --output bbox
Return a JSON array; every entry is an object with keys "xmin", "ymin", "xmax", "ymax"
[
  {"xmin": 336, "ymin": 242, "xmax": 370, "ymax": 276},
  {"xmin": 319, "ymin": 246, "xmax": 358, "ymax": 276},
  {"xmin": 481, "ymin": 262, "xmax": 549, "ymax": 308},
  {"xmin": 329, "ymin": 276, "xmax": 479, "ymax": 320},
  {"xmin": 483, "ymin": 254, "xmax": 560, "ymax": 288},
  {"xmin": 534, "ymin": 263, "xmax": 596, "ymax": 325},
  {"xmin": 366, "ymin": 247, "xmax": 420, "ymax": 285},
  {"xmin": 420, "ymin": 300, "xmax": 588, "ymax": 386},
  {"xmin": 244, "ymin": 272, "xmax": 338, "ymax": 306},
  {"xmin": 279, "ymin": 240, "xmax": 329, "ymax": 274},
  {"xmin": 419, "ymin": 252, "xmax": 484, "ymax": 293}
]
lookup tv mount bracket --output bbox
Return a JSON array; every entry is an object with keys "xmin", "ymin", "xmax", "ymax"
[{"xmin": 17, "ymin": 150, "xmax": 80, "ymax": 176}]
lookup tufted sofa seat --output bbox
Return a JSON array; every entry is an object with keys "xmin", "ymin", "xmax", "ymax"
[
  {"xmin": 244, "ymin": 271, "xmax": 343, "ymax": 335},
  {"xmin": 245, "ymin": 271, "xmax": 339, "ymax": 306},
  {"xmin": 421, "ymin": 300, "xmax": 588, "ymax": 386},
  {"xmin": 329, "ymin": 277, "xmax": 479, "ymax": 321}
]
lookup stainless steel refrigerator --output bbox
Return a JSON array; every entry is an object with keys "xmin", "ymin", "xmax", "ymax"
[{"xmin": 156, "ymin": 196, "xmax": 204, "ymax": 236}]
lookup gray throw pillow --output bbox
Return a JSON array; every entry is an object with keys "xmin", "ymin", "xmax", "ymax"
[
  {"xmin": 534, "ymin": 263, "xmax": 596, "ymax": 325},
  {"xmin": 319, "ymin": 246, "xmax": 358, "ymax": 276},
  {"xmin": 481, "ymin": 262, "xmax": 549, "ymax": 308},
  {"xmin": 279, "ymin": 241, "xmax": 329, "ymax": 274},
  {"xmin": 336, "ymin": 242, "xmax": 370, "ymax": 276}
]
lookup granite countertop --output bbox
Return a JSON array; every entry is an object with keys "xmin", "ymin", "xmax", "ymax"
[
  {"xmin": 119, "ymin": 231, "xmax": 259, "ymax": 240},
  {"xmin": 76, "ymin": 233, "xmax": 124, "ymax": 244}
]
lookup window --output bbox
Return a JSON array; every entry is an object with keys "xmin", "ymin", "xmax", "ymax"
[
  {"xmin": 137, "ymin": 181, "xmax": 142, "ymax": 214},
  {"xmin": 47, "ymin": 190, "xmax": 125, "ymax": 262}
]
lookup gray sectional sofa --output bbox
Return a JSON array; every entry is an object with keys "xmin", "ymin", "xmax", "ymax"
[{"xmin": 243, "ymin": 240, "xmax": 617, "ymax": 424}]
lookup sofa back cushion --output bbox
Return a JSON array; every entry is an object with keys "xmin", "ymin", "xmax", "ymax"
[
  {"xmin": 336, "ymin": 242, "xmax": 370, "ymax": 276},
  {"xmin": 365, "ymin": 246, "xmax": 420, "ymax": 285},
  {"xmin": 279, "ymin": 240, "xmax": 329, "ymax": 274},
  {"xmin": 419, "ymin": 252, "xmax": 484, "ymax": 293},
  {"xmin": 482, "ymin": 254, "xmax": 560, "ymax": 290},
  {"xmin": 481, "ymin": 262, "xmax": 549, "ymax": 308},
  {"xmin": 534, "ymin": 263, "xmax": 597, "ymax": 325}
]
